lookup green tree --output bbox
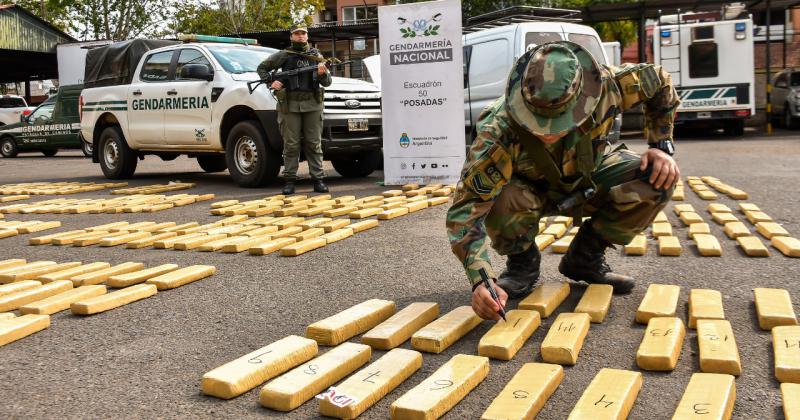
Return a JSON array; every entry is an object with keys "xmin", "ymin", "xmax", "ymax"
[
  {"xmin": 167, "ymin": 2, "xmax": 227, "ymax": 37},
  {"xmin": 1, "ymin": 0, "xmax": 74, "ymax": 32},
  {"xmin": 2, "ymin": 0, "xmax": 172, "ymax": 40},
  {"xmin": 167, "ymin": 0, "xmax": 326, "ymax": 37}
]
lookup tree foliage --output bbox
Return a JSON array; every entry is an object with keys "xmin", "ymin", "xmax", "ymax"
[
  {"xmin": 3, "ymin": 0, "xmax": 326, "ymax": 40},
  {"xmin": 167, "ymin": 0, "xmax": 325, "ymax": 37}
]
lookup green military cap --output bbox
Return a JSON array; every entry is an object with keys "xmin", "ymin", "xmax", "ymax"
[
  {"xmin": 505, "ymin": 41, "xmax": 602, "ymax": 138},
  {"xmin": 290, "ymin": 23, "xmax": 308, "ymax": 33}
]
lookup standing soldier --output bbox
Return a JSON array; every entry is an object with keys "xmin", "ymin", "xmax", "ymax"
[
  {"xmin": 257, "ymin": 23, "xmax": 331, "ymax": 194},
  {"xmin": 447, "ymin": 41, "xmax": 681, "ymax": 320}
]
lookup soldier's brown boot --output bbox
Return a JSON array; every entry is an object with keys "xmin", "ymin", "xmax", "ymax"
[
  {"xmin": 497, "ymin": 244, "xmax": 541, "ymax": 299},
  {"xmin": 559, "ymin": 222, "xmax": 635, "ymax": 294}
]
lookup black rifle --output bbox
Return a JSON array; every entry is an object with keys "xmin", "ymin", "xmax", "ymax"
[{"xmin": 247, "ymin": 60, "xmax": 352, "ymax": 94}]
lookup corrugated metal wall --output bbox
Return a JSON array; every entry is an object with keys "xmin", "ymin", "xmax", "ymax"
[{"xmin": 0, "ymin": 7, "xmax": 72, "ymax": 53}]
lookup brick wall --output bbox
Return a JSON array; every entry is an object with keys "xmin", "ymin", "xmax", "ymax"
[{"xmin": 754, "ymin": 38, "xmax": 800, "ymax": 70}]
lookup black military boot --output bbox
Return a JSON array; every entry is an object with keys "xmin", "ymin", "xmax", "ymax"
[
  {"xmin": 558, "ymin": 222, "xmax": 635, "ymax": 294},
  {"xmin": 313, "ymin": 179, "xmax": 329, "ymax": 193},
  {"xmin": 496, "ymin": 244, "xmax": 541, "ymax": 299},
  {"xmin": 282, "ymin": 181, "xmax": 295, "ymax": 195}
]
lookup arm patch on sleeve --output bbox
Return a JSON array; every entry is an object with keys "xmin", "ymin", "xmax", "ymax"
[
  {"xmin": 639, "ymin": 64, "xmax": 661, "ymax": 99},
  {"xmin": 464, "ymin": 144, "xmax": 511, "ymax": 200}
]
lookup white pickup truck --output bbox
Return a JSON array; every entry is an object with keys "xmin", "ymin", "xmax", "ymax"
[
  {"xmin": 80, "ymin": 37, "xmax": 382, "ymax": 187},
  {"xmin": 0, "ymin": 95, "xmax": 33, "ymax": 126}
]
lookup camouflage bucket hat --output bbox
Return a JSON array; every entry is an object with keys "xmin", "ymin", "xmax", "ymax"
[
  {"xmin": 505, "ymin": 41, "xmax": 602, "ymax": 138},
  {"xmin": 290, "ymin": 23, "xmax": 308, "ymax": 33}
]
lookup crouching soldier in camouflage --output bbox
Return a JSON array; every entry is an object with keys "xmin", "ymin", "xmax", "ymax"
[{"xmin": 446, "ymin": 41, "xmax": 681, "ymax": 320}]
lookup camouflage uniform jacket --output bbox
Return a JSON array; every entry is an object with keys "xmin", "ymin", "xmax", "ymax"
[
  {"xmin": 447, "ymin": 63, "xmax": 680, "ymax": 287},
  {"xmin": 256, "ymin": 48, "xmax": 332, "ymax": 113}
]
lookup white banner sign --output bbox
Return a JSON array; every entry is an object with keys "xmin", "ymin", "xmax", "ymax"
[{"xmin": 379, "ymin": 0, "xmax": 465, "ymax": 186}]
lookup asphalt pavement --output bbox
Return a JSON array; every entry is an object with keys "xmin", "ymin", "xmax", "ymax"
[{"xmin": 1, "ymin": 130, "xmax": 798, "ymax": 419}]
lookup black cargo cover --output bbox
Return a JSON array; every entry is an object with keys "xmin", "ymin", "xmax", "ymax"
[{"xmin": 84, "ymin": 39, "xmax": 179, "ymax": 88}]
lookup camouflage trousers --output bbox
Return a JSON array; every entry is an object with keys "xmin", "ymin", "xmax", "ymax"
[
  {"xmin": 278, "ymin": 109, "xmax": 325, "ymax": 181},
  {"xmin": 484, "ymin": 149, "xmax": 673, "ymax": 255}
]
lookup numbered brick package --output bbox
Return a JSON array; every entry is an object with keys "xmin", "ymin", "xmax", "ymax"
[
  {"xmin": 259, "ymin": 342, "xmax": 371, "ymax": 411},
  {"xmin": 672, "ymin": 373, "xmax": 735, "ymax": 420},
  {"xmin": 361, "ymin": 302, "xmax": 439, "ymax": 350},
  {"xmin": 390, "ymin": 354, "xmax": 489, "ymax": 420},
  {"xmin": 318, "ymin": 348, "xmax": 423, "ymax": 419},
  {"xmin": 481, "ymin": 363, "xmax": 564, "ymax": 420},
  {"xmin": 518, "ymin": 282, "xmax": 570, "ymax": 318},
  {"xmin": 636, "ymin": 317, "xmax": 686, "ymax": 371},
  {"xmin": 540, "ymin": 312, "xmax": 591, "ymax": 365},
  {"xmin": 411, "ymin": 306, "xmax": 482, "ymax": 354},
  {"xmin": 202, "ymin": 335, "xmax": 318, "ymax": 399},
  {"xmin": 307, "ymin": 299, "xmax": 396, "ymax": 346},
  {"xmin": 478, "ymin": 309, "xmax": 540, "ymax": 361},
  {"xmin": 567, "ymin": 368, "xmax": 642, "ymax": 420}
]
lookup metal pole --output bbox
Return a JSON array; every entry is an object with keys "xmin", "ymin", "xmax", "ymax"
[
  {"xmin": 766, "ymin": 0, "xmax": 772, "ymax": 134},
  {"xmin": 638, "ymin": 14, "xmax": 646, "ymax": 63},
  {"xmin": 783, "ymin": 9, "xmax": 787, "ymax": 69}
]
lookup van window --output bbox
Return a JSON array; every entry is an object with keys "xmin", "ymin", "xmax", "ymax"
[
  {"xmin": 468, "ymin": 39, "xmax": 509, "ymax": 87},
  {"xmin": 140, "ymin": 51, "xmax": 175, "ymax": 82},
  {"xmin": 525, "ymin": 32, "xmax": 562, "ymax": 48},
  {"xmin": 567, "ymin": 33, "xmax": 607, "ymax": 65},
  {"xmin": 693, "ymin": 26, "xmax": 715, "ymax": 41},
  {"xmin": 689, "ymin": 43, "xmax": 718, "ymax": 78}
]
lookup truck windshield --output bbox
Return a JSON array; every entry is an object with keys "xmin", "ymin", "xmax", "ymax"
[{"xmin": 207, "ymin": 45, "xmax": 278, "ymax": 73}]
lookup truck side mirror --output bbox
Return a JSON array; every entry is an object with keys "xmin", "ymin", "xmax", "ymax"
[{"xmin": 180, "ymin": 64, "xmax": 214, "ymax": 82}]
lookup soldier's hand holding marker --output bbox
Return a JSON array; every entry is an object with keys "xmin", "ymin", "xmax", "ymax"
[{"xmin": 472, "ymin": 280, "xmax": 509, "ymax": 321}]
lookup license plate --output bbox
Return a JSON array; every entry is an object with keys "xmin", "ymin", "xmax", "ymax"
[
  {"xmin": 697, "ymin": 112, "xmax": 711, "ymax": 119},
  {"xmin": 347, "ymin": 118, "xmax": 369, "ymax": 131}
]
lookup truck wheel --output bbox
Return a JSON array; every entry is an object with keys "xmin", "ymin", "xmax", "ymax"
[
  {"xmin": 0, "ymin": 137, "xmax": 18, "ymax": 158},
  {"xmin": 332, "ymin": 149, "xmax": 381, "ymax": 178},
  {"xmin": 197, "ymin": 155, "xmax": 227, "ymax": 173},
  {"xmin": 225, "ymin": 120, "xmax": 280, "ymax": 187},
  {"xmin": 42, "ymin": 149, "xmax": 58, "ymax": 157},
  {"xmin": 99, "ymin": 125, "xmax": 137, "ymax": 179},
  {"xmin": 81, "ymin": 140, "xmax": 93, "ymax": 157},
  {"xmin": 723, "ymin": 120, "xmax": 744, "ymax": 137},
  {"xmin": 785, "ymin": 107, "xmax": 798, "ymax": 129}
]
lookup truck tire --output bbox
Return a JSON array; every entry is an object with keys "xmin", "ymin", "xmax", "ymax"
[
  {"xmin": 785, "ymin": 107, "xmax": 798, "ymax": 129},
  {"xmin": 723, "ymin": 120, "xmax": 744, "ymax": 137},
  {"xmin": 225, "ymin": 120, "xmax": 280, "ymax": 187},
  {"xmin": 197, "ymin": 155, "xmax": 227, "ymax": 173},
  {"xmin": 81, "ymin": 139, "xmax": 93, "ymax": 157},
  {"xmin": 99, "ymin": 125, "xmax": 137, "ymax": 179},
  {"xmin": 0, "ymin": 137, "xmax": 18, "ymax": 158},
  {"xmin": 332, "ymin": 149, "xmax": 381, "ymax": 178},
  {"xmin": 42, "ymin": 149, "xmax": 58, "ymax": 157}
]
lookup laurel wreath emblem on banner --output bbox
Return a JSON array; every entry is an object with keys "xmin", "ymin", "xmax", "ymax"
[{"xmin": 398, "ymin": 13, "xmax": 442, "ymax": 37}]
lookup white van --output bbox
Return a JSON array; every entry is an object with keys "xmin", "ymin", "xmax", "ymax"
[{"xmin": 463, "ymin": 21, "xmax": 620, "ymax": 144}]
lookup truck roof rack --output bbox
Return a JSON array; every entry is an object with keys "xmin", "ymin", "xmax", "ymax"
[
  {"xmin": 464, "ymin": 6, "xmax": 582, "ymax": 34},
  {"xmin": 177, "ymin": 34, "xmax": 258, "ymax": 46}
]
